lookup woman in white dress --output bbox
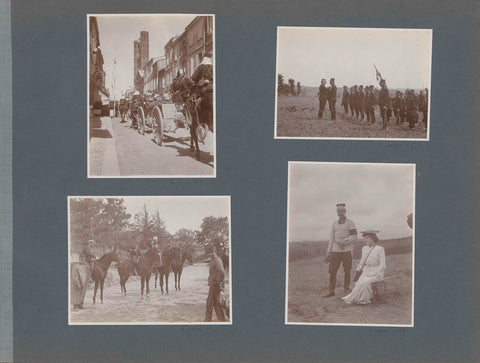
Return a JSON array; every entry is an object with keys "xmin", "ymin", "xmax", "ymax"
[{"xmin": 342, "ymin": 230, "xmax": 386, "ymax": 305}]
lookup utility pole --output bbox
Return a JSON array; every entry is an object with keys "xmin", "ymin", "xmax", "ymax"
[{"xmin": 112, "ymin": 58, "xmax": 116, "ymax": 117}]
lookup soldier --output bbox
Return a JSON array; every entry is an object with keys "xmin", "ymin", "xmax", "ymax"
[
  {"xmin": 367, "ymin": 86, "xmax": 376, "ymax": 124},
  {"xmin": 341, "ymin": 86, "xmax": 350, "ymax": 113},
  {"xmin": 358, "ymin": 85, "xmax": 365, "ymax": 121},
  {"xmin": 349, "ymin": 87, "xmax": 355, "ymax": 117},
  {"xmin": 317, "ymin": 79, "xmax": 328, "ymax": 119},
  {"xmin": 405, "ymin": 90, "xmax": 418, "ymax": 130},
  {"xmin": 352, "ymin": 85, "xmax": 359, "ymax": 119},
  {"xmin": 192, "ymin": 53, "xmax": 213, "ymax": 85},
  {"xmin": 393, "ymin": 91, "xmax": 406, "ymax": 125},
  {"xmin": 323, "ymin": 203, "xmax": 358, "ymax": 297},
  {"xmin": 328, "ymin": 78, "xmax": 337, "ymax": 120},
  {"xmin": 80, "ymin": 239, "xmax": 96, "ymax": 282},
  {"xmin": 377, "ymin": 79, "xmax": 391, "ymax": 130},
  {"xmin": 363, "ymin": 86, "xmax": 372, "ymax": 124},
  {"xmin": 423, "ymin": 88, "xmax": 429, "ymax": 129},
  {"xmin": 204, "ymin": 245, "xmax": 226, "ymax": 322}
]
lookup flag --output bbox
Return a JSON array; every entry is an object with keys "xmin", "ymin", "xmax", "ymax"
[{"xmin": 373, "ymin": 64, "xmax": 382, "ymax": 81}]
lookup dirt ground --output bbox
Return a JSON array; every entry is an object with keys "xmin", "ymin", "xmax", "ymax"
[
  {"xmin": 70, "ymin": 263, "xmax": 230, "ymax": 324},
  {"xmin": 276, "ymin": 94, "xmax": 428, "ymax": 139},
  {"xmin": 287, "ymin": 253, "xmax": 413, "ymax": 325}
]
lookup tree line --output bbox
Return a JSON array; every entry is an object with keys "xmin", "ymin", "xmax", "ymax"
[
  {"xmin": 69, "ymin": 198, "xmax": 229, "ymax": 260},
  {"xmin": 278, "ymin": 74, "xmax": 301, "ymax": 96}
]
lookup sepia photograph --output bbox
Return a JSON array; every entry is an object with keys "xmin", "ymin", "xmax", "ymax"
[
  {"xmin": 285, "ymin": 162, "xmax": 415, "ymax": 326},
  {"xmin": 68, "ymin": 196, "xmax": 231, "ymax": 325},
  {"xmin": 88, "ymin": 14, "xmax": 215, "ymax": 177},
  {"xmin": 275, "ymin": 27, "xmax": 432, "ymax": 141}
]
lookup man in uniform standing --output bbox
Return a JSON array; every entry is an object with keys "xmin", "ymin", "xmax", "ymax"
[
  {"xmin": 317, "ymin": 79, "xmax": 328, "ymax": 119},
  {"xmin": 323, "ymin": 203, "xmax": 358, "ymax": 297},
  {"xmin": 358, "ymin": 85, "xmax": 365, "ymax": 121},
  {"xmin": 377, "ymin": 79, "xmax": 391, "ymax": 130},
  {"xmin": 341, "ymin": 86, "xmax": 350, "ymax": 114},
  {"xmin": 204, "ymin": 245, "xmax": 226, "ymax": 322},
  {"xmin": 80, "ymin": 239, "xmax": 96, "ymax": 282},
  {"xmin": 328, "ymin": 78, "xmax": 337, "ymax": 120}
]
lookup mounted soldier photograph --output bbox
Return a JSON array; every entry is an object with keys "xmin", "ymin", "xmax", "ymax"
[
  {"xmin": 68, "ymin": 196, "xmax": 231, "ymax": 325},
  {"xmin": 88, "ymin": 14, "xmax": 216, "ymax": 177}
]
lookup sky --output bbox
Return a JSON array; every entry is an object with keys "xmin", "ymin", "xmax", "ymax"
[
  {"xmin": 93, "ymin": 14, "xmax": 196, "ymax": 99},
  {"xmin": 288, "ymin": 163, "xmax": 415, "ymax": 242},
  {"xmin": 277, "ymin": 27, "xmax": 432, "ymax": 89},
  {"xmin": 120, "ymin": 196, "xmax": 229, "ymax": 234}
]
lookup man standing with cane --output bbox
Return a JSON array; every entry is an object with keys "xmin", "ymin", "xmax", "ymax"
[{"xmin": 323, "ymin": 203, "xmax": 358, "ymax": 297}]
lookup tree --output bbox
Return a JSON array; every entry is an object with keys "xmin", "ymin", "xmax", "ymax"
[
  {"xmin": 69, "ymin": 198, "xmax": 130, "ymax": 254},
  {"xmin": 197, "ymin": 216, "xmax": 229, "ymax": 258},
  {"xmin": 288, "ymin": 78, "xmax": 296, "ymax": 96},
  {"xmin": 132, "ymin": 204, "xmax": 155, "ymax": 248},
  {"xmin": 151, "ymin": 209, "xmax": 171, "ymax": 248},
  {"xmin": 277, "ymin": 73, "xmax": 285, "ymax": 95},
  {"xmin": 297, "ymin": 82, "xmax": 301, "ymax": 96},
  {"xmin": 173, "ymin": 228, "xmax": 196, "ymax": 250}
]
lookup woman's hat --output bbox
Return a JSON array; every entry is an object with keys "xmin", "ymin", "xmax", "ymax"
[{"xmin": 360, "ymin": 230, "xmax": 380, "ymax": 243}]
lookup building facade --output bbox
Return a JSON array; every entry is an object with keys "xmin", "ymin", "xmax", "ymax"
[
  {"xmin": 133, "ymin": 31, "xmax": 149, "ymax": 93},
  {"xmin": 89, "ymin": 16, "xmax": 109, "ymax": 107},
  {"xmin": 164, "ymin": 16, "xmax": 214, "ymax": 90}
]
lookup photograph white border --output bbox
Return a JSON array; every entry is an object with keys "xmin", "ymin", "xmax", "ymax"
[
  {"xmin": 87, "ymin": 14, "xmax": 217, "ymax": 178},
  {"xmin": 284, "ymin": 161, "xmax": 415, "ymax": 327},
  {"xmin": 67, "ymin": 195, "xmax": 232, "ymax": 325},
  {"xmin": 274, "ymin": 26, "xmax": 432, "ymax": 142}
]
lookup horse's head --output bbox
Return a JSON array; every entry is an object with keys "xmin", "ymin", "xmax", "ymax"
[
  {"xmin": 109, "ymin": 244, "xmax": 121, "ymax": 263},
  {"xmin": 183, "ymin": 248, "xmax": 194, "ymax": 265}
]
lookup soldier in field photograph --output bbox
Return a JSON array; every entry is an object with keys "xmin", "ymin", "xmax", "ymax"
[
  {"xmin": 275, "ymin": 27, "xmax": 432, "ymax": 140},
  {"xmin": 285, "ymin": 162, "xmax": 415, "ymax": 326}
]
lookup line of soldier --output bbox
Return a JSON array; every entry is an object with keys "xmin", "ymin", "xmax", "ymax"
[{"xmin": 340, "ymin": 80, "xmax": 428, "ymax": 130}]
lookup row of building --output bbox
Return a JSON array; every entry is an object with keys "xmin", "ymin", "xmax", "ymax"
[
  {"xmin": 88, "ymin": 16, "xmax": 110, "ymax": 108},
  {"xmin": 133, "ymin": 15, "xmax": 214, "ymax": 96}
]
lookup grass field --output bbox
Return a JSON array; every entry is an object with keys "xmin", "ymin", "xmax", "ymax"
[
  {"xmin": 287, "ymin": 237, "xmax": 413, "ymax": 325},
  {"xmin": 276, "ymin": 87, "xmax": 428, "ymax": 139}
]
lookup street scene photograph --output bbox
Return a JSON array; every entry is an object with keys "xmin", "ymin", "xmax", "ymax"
[
  {"xmin": 275, "ymin": 27, "xmax": 432, "ymax": 140},
  {"xmin": 286, "ymin": 162, "xmax": 414, "ymax": 326},
  {"xmin": 88, "ymin": 14, "xmax": 215, "ymax": 177},
  {"xmin": 68, "ymin": 196, "xmax": 231, "ymax": 324}
]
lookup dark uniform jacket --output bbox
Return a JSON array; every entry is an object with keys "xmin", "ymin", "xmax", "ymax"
[
  {"xmin": 328, "ymin": 85, "xmax": 337, "ymax": 100},
  {"xmin": 378, "ymin": 88, "xmax": 391, "ymax": 107},
  {"xmin": 192, "ymin": 64, "xmax": 213, "ymax": 83},
  {"xmin": 318, "ymin": 85, "xmax": 328, "ymax": 101},
  {"xmin": 208, "ymin": 255, "xmax": 225, "ymax": 286},
  {"xmin": 342, "ymin": 90, "xmax": 350, "ymax": 105}
]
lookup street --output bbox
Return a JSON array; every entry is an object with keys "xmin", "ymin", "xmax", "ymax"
[
  {"xmin": 89, "ymin": 115, "xmax": 215, "ymax": 177},
  {"xmin": 70, "ymin": 263, "xmax": 229, "ymax": 323}
]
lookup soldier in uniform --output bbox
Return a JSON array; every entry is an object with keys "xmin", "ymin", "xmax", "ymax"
[
  {"xmin": 358, "ymin": 85, "xmax": 365, "ymax": 121},
  {"xmin": 364, "ymin": 86, "xmax": 371, "ymax": 123},
  {"xmin": 423, "ymin": 88, "xmax": 429, "ymax": 129},
  {"xmin": 130, "ymin": 90, "xmax": 142, "ymax": 129},
  {"xmin": 393, "ymin": 91, "xmax": 406, "ymax": 125},
  {"xmin": 377, "ymin": 79, "xmax": 391, "ymax": 130},
  {"xmin": 349, "ymin": 86, "xmax": 355, "ymax": 117},
  {"xmin": 328, "ymin": 78, "xmax": 337, "ymax": 120},
  {"xmin": 323, "ymin": 203, "xmax": 358, "ymax": 297},
  {"xmin": 341, "ymin": 86, "xmax": 350, "ymax": 114},
  {"xmin": 204, "ymin": 245, "xmax": 226, "ymax": 322},
  {"xmin": 352, "ymin": 85, "xmax": 359, "ymax": 119},
  {"xmin": 405, "ymin": 90, "xmax": 418, "ymax": 130},
  {"xmin": 317, "ymin": 79, "xmax": 328, "ymax": 119},
  {"xmin": 80, "ymin": 239, "xmax": 96, "ymax": 282}
]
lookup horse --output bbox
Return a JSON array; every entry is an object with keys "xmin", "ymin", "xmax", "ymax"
[
  {"xmin": 153, "ymin": 247, "xmax": 173, "ymax": 295},
  {"xmin": 170, "ymin": 246, "xmax": 194, "ymax": 291},
  {"xmin": 91, "ymin": 245, "xmax": 120, "ymax": 304},
  {"xmin": 172, "ymin": 76, "xmax": 213, "ymax": 160},
  {"xmin": 117, "ymin": 248, "xmax": 139, "ymax": 297},
  {"xmin": 136, "ymin": 246, "xmax": 161, "ymax": 298}
]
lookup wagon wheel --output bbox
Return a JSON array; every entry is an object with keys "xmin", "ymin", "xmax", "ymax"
[
  {"xmin": 197, "ymin": 124, "xmax": 208, "ymax": 144},
  {"xmin": 153, "ymin": 106, "xmax": 164, "ymax": 146},
  {"xmin": 137, "ymin": 107, "xmax": 145, "ymax": 135}
]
